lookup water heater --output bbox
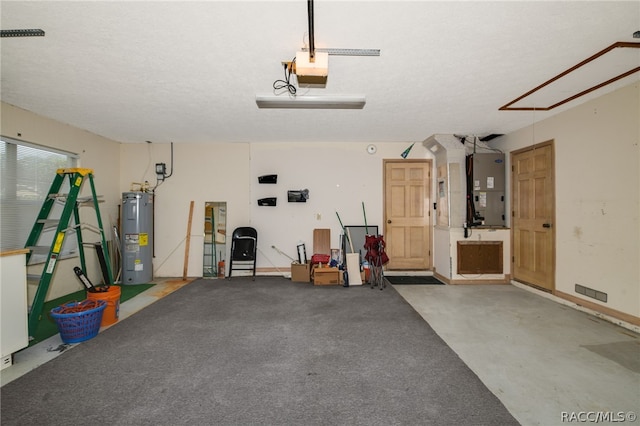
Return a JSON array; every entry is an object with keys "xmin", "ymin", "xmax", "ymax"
[{"xmin": 121, "ymin": 192, "xmax": 153, "ymax": 284}]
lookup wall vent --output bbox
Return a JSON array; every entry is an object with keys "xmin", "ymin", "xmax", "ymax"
[
  {"xmin": 575, "ymin": 284, "xmax": 607, "ymax": 303},
  {"xmin": 457, "ymin": 241, "xmax": 503, "ymax": 274}
]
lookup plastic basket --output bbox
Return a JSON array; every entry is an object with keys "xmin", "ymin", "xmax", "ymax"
[{"xmin": 50, "ymin": 299, "xmax": 107, "ymax": 344}]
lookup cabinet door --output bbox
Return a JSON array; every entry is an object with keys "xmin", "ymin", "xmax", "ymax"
[{"xmin": 1, "ymin": 250, "xmax": 30, "ymax": 360}]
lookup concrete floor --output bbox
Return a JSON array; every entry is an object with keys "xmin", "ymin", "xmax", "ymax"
[
  {"xmin": 3, "ymin": 277, "xmax": 639, "ymax": 426},
  {"xmin": 394, "ymin": 283, "xmax": 640, "ymax": 426}
]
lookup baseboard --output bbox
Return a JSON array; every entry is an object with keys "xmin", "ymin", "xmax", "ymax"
[
  {"xmin": 554, "ymin": 289, "xmax": 640, "ymax": 328},
  {"xmin": 511, "ymin": 282, "xmax": 640, "ymax": 332},
  {"xmin": 433, "ymin": 271, "xmax": 450, "ymax": 284},
  {"xmin": 255, "ymin": 267, "xmax": 291, "ymax": 276}
]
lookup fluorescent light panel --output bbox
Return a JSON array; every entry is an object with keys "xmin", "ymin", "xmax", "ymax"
[
  {"xmin": 300, "ymin": 48, "xmax": 381, "ymax": 57},
  {"xmin": 256, "ymin": 95, "xmax": 366, "ymax": 109}
]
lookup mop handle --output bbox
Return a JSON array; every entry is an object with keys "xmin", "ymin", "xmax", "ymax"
[
  {"xmin": 271, "ymin": 245, "xmax": 296, "ymax": 262},
  {"xmin": 336, "ymin": 211, "xmax": 345, "ymax": 229},
  {"xmin": 362, "ymin": 201, "xmax": 368, "ymax": 234},
  {"xmin": 336, "ymin": 211, "xmax": 351, "ymax": 247}
]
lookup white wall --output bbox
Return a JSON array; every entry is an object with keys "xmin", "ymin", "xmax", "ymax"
[
  {"xmin": 1, "ymin": 102, "xmax": 122, "ymax": 300},
  {"xmin": 491, "ymin": 82, "xmax": 640, "ymax": 317},
  {"xmin": 117, "ymin": 141, "xmax": 431, "ymax": 277},
  {"xmin": 250, "ymin": 142, "xmax": 411, "ymax": 269},
  {"xmin": 119, "ymin": 142, "xmax": 251, "ymax": 278}
]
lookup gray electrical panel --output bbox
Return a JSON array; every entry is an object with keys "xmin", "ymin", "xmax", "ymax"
[
  {"xmin": 121, "ymin": 192, "xmax": 154, "ymax": 284},
  {"xmin": 471, "ymin": 153, "xmax": 505, "ymax": 227}
]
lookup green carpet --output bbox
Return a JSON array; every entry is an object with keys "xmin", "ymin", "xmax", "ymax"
[{"xmin": 30, "ymin": 283, "xmax": 155, "ymax": 346}]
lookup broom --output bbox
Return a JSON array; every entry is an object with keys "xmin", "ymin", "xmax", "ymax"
[{"xmin": 362, "ymin": 201, "xmax": 369, "ymax": 235}]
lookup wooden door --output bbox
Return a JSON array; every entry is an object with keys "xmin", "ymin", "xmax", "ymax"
[
  {"xmin": 384, "ymin": 160, "xmax": 432, "ymax": 270},
  {"xmin": 511, "ymin": 141, "xmax": 555, "ymax": 291}
]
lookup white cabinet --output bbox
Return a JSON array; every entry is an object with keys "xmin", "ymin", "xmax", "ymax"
[{"xmin": 1, "ymin": 249, "xmax": 30, "ymax": 369}]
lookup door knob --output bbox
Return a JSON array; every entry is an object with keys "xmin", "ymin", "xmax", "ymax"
[
  {"xmin": 542, "ymin": 223, "xmax": 552, "ymax": 228},
  {"xmin": 387, "ymin": 220, "xmax": 392, "ymax": 224}
]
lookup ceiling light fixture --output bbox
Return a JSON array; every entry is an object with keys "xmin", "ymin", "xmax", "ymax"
[
  {"xmin": 300, "ymin": 48, "xmax": 381, "ymax": 57},
  {"xmin": 0, "ymin": 29, "xmax": 45, "ymax": 37},
  {"xmin": 256, "ymin": 95, "xmax": 366, "ymax": 109}
]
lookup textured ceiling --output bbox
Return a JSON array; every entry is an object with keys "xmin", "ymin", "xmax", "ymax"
[{"xmin": 1, "ymin": 1, "xmax": 639, "ymax": 144}]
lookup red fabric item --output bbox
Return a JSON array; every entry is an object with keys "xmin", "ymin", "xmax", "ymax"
[
  {"xmin": 311, "ymin": 254, "xmax": 331, "ymax": 264},
  {"xmin": 364, "ymin": 235, "xmax": 389, "ymax": 265}
]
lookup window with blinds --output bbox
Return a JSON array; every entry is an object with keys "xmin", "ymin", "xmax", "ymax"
[{"xmin": 1, "ymin": 137, "xmax": 78, "ymax": 259}]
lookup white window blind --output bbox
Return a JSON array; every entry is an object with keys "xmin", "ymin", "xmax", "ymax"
[{"xmin": 0, "ymin": 137, "xmax": 78, "ymax": 258}]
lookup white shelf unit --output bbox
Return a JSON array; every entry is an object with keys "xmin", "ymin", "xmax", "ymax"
[{"xmin": 1, "ymin": 249, "xmax": 30, "ymax": 369}]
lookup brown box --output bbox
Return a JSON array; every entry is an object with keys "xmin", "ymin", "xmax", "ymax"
[
  {"xmin": 291, "ymin": 262, "xmax": 311, "ymax": 282},
  {"xmin": 313, "ymin": 267, "xmax": 341, "ymax": 286}
]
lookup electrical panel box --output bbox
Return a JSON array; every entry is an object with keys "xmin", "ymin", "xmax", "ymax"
[{"xmin": 470, "ymin": 153, "xmax": 505, "ymax": 227}]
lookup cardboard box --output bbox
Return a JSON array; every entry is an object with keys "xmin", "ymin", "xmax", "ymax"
[
  {"xmin": 313, "ymin": 267, "xmax": 341, "ymax": 286},
  {"xmin": 291, "ymin": 262, "xmax": 311, "ymax": 283}
]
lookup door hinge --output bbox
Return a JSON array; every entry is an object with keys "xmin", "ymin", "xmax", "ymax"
[{"xmin": 512, "ymin": 256, "xmax": 515, "ymax": 263}]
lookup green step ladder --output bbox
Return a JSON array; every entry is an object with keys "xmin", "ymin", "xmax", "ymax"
[{"xmin": 24, "ymin": 168, "xmax": 114, "ymax": 338}]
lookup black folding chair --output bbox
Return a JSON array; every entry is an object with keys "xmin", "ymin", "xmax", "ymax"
[{"xmin": 227, "ymin": 227, "xmax": 258, "ymax": 280}]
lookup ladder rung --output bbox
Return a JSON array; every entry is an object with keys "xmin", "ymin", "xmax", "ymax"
[
  {"xmin": 46, "ymin": 195, "xmax": 103, "ymax": 206},
  {"xmin": 48, "ymin": 196, "xmax": 68, "ymax": 206},
  {"xmin": 82, "ymin": 242, "xmax": 103, "ymax": 247},
  {"xmin": 37, "ymin": 219, "xmax": 60, "ymax": 229},
  {"xmin": 27, "ymin": 246, "xmax": 50, "ymax": 254},
  {"xmin": 77, "ymin": 195, "xmax": 103, "ymax": 203}
]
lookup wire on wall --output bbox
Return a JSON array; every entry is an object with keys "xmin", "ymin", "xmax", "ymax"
[
  {"xmin": 153, "ymin": 142, "xmax": 174, "ymax": 191},
  {"xmin": 272, "ymin": 58, "xmax": 297, "ymax": 95},
  {"xmin": 458, "ymin": 135, "xmax": 503, "ymax": 154}
]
